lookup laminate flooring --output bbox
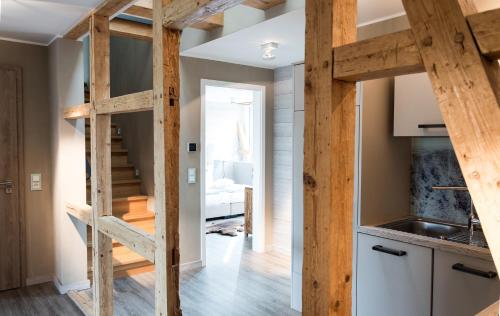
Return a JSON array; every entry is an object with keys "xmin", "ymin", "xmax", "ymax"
[{"xmin": 2, "ymin": 233, "xmax": 300, "ymax": 316}]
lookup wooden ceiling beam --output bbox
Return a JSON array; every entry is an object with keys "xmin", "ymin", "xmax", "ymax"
[
  {"xmin": 242, "ymin": 0, "xmax": 285, "ymax": 10},
  {"xmin": 110, "ymin": 18, "xmax": 153, "ymax": 41},
  {"xmin": 125, "ymin": 4, "xmax": 224, "ymax": 30},
  {"xmin": 64, "ymin": 0, "xmax": 137, "ymax": 40},
  {"xmin": 163, "ymin": 0, "xmax": 243, "ymax": 30},
  {"xmin": 333, "ymin": 7, "xmax": 500, "ymax": 82}
]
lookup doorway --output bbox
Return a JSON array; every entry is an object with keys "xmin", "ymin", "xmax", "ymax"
[
  {"xmin": 200, "ymin": 79, "xmax": 266, "ymax": 266},
  {"xmin": 0, "ymin": 65, "xmax": 25, "ymax": 291}
]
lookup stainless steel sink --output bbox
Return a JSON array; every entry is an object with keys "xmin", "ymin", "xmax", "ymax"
[
  {"xmin": 379, "ymin": 218, "xmax": 488, "ymax": 248},
  {"xmin": 380, "ymin": 218, "xmax": 465, "ymax": 240}
]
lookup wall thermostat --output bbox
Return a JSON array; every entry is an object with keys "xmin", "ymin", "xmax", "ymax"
[{"xmin": 187, "ymin": 143, "xmax": 197, "ymax": 152}]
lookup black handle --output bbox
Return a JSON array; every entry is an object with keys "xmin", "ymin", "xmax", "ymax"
[
  {"xmin": 418, "ymin": 124, "xmax": 446, "ymax": 128},
  {"xmin": 452, "ymin": 263, "xmax": 497, "ymax": 279},
  {"xmin": 372, "ymin": 245, "xmax": 407, "ymax": 257}
]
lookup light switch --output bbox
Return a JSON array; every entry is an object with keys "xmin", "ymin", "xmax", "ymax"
[
  {"xmin": 188, "ymin": 168, "xmax": 196, "ymax": 184},
  {"xmin": 31, "ymin": 173, "xmax": 42, "ymax": 191}
]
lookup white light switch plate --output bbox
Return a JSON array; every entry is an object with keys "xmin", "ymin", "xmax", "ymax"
[
  {"xmin": 188, "ymin": 168, "xmax": 196, "ymax": 184},
  {"xmin": 31, "ymin": 173, "xmax": 42, "ymax": 191}
]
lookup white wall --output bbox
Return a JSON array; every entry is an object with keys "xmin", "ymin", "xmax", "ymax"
[
  {"xmin": 49, "ymin": 38, "xmax": 89, "ymax": 293},
  {"xmin": 272, "ymin": 66, "xmax": 294, "ymax": 255}
]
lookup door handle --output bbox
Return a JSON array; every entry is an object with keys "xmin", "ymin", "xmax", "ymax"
[
  {"xmin": 452, "ymin": 263, "xmax": 497, "ymax": 279},
  {"xmin": 0, "ymin": 180, "xmax": 13, "ymax": 194},
  {"xmin": 372, "ymin": 245, "xmax": 407, "ymax": 257}
]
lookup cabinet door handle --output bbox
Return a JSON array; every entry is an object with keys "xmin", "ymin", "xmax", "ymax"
[
  {"xmin": 418, "ymin": 124, "xmax": 446, "ymax": 128},
  {"xmin": 372, "ymin": 245, "xmax": 407, "ymax": 257},
  {"xmin": 452, "ymin": 263, "xmax": 497, "ymax": 279}
]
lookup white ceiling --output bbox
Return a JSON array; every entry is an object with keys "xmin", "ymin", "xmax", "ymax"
[
  {"xmin": 182, "ymin": 0, "xmax": 500, "ymax": 69},
  {"xmin": 182, "ymin": 9, "xmax": 305, "ymax": 69},
  {"xmin": 0, "ymin": 0, "xmax": 101, "ymax": 45}
]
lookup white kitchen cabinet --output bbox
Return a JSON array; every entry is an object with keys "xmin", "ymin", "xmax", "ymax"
[
  {"xmin": 394, "ymin": 73, "xmax": 447, "ymax": 137},
  {"xmin": 357, "ymin": 233, "xmax": 432, "ymax": 316},
  {"xmin": 433, "ymin": 250, "xmax": 500, "ymax": 316}
]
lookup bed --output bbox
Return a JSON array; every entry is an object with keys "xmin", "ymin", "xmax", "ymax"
[{"xmin": 205, "ymin": 161, "xmax": 252, "ymax": 220}]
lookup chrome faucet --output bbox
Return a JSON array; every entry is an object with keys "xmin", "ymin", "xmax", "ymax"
[{"xmin": 431, "ymin": 186, "xmax": 481, "ymax": 243}]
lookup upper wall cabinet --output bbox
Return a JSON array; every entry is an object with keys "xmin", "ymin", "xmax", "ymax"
[{"xmin": 394, "ymin": 73, "xmax": 448, "ymax": 137}]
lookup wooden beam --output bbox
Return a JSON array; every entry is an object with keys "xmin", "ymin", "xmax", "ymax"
[
  {"xmin": 333, "ymin": 8, "xmax": 500, "ymax": 82},
  {"xmin": 89, "ymin": 14, "xmax": 114, "ymax": 316},
  {"xmin": 153, "ymin": 0, "xmax": 181, "ymax": 314},
  {"xmin": 302, "ymin": 0, "xmax": 356, "ymax": 315},
  {"xmin": 110, "ymin": 18, "xmax": 152, "ymax": 41},
  {"xmin": 242, "ymin": 0, "xmax": 285, "ymax": 10},
  {"xmin": 65, "ymin": 0, "xmax": 137, "ymax": 40},
  {"xmin": 64, "ymin": 103, "xmax": 91, "ymax": 119},
  {"xmin": 468, "ymin": 8, "xmax": 500, "ymax": 59},
  {"xmin": 163, "ymin": 0, "xmax": 243, "ymax": 30},
  {"xmin": 124, "ymin": 4, "xmax": 224, "ymax": 30},
  {"xmin": 402, "ymin": 0, "xmax": 500, "ymax": 271},
  {"xmin": 97, "ymin": 216, "xmax": 156, "ymax": 263},
  {"xmin": 66, "ymin": 202, "xmax": 92, "ymax": 226},
  {"xmin": 96, "ymin": 90, "xmax": 153, "ymax": 114},
  {"xmin": 192, "ymin": 13, "xmax": 224, "ymax": 30},
  {"xmin": 333, "ymin": 29, "xmax": 424, "ymax": 81},
  {"xmin": 125, "ymin": 5, "xmax": 153, "ymax": 19}
]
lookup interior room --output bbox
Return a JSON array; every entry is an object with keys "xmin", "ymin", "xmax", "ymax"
[{"xmin": 0, "ymin": 0, "xmax": 499, "ymax": 315}]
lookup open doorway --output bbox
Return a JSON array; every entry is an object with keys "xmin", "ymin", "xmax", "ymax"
[{"xmin": 200, "ymin": 79, "xmax": 266, "ymax": 266}]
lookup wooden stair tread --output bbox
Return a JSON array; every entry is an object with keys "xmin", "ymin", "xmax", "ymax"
[
  {"xmin": 85, "ymin": 148, "xmax": 128, "ymax": 154},
  {"xmin": 112, "ymin": 195, "xmax": 148, "ymax": 202},
  {"xmin": 85, "ymin": 135, "xmax": 122, "ymax": 140},
  {"xmin": 88, "ymin": 246, "xmax": 152, "ymax": 272}
]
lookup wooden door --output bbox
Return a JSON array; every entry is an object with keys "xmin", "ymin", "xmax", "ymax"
[{"xmin": 0, "ymin": 65, "xmax": 22, "ymax": 291}]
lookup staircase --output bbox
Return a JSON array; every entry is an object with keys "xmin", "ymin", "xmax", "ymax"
[{"xmin": 85, "ymin": 121, "xmax": 155, "ymax": 279}]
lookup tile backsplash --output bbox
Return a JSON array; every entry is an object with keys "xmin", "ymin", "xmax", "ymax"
[{"xmin": 410, "ymin": 138, "xmax": 470, "ymax": 224}]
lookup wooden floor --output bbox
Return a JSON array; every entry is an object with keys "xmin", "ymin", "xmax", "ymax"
[
  {"xmin": 7, "ymin": 232, "xmax": 299, "ymax": 316},
  {"xmin": 0, "ymin": 283, "xmax": 82, "ymax": 316}
]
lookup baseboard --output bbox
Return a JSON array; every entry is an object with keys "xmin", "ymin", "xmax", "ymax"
[
  {"xmin": 180, "ymin": 259, "xmax": 203, "ymax": 272},
  {"xmin": 53, "ymin": 276, "xmax": 90, "ymax": 295},
  {"xmin": 26, "ymin": 275, "xmax": 53, "ymax": 286}
]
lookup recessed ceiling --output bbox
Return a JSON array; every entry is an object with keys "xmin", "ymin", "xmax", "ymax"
[
  {"xmin": 182, "ymin": 9, "xmax": 305, "ymax": 69},
  {"xmin": 182, "ymin": 0, "xmax": 500, "ymax": 69},
  {"xmin": 0, "ymin": 0, "xmax": 101, "ymax": 45}
]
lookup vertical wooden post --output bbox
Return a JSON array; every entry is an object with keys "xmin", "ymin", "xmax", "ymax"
[
  {"xmin": 153, "ymin": 0, "xmax": 182, "ymax": 315},
  {"xmin": 302, "ymin": 0, "xmax": 357, "ymax": 315},
  {"xmin": 89, "ymin": 14, "xmax": 114, "ymax": 316},
  {"xmin": 402, "ymin": 0, "xmax": 500, "ymax": 270}
]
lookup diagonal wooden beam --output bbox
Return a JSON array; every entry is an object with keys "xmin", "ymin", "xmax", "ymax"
[
  {"xmin": 302, "ymin": 0, "xmax": 357, "ymax": 314},
  {"xmin": 89, "ymin": 14, "xmax": 114, "ymax": 316},
  {"xmin": 97, "ymin": 216, "xmax": 156, "ymax": 263},
  {"xmin": 333, "ymin": 7, "xmax": 500, "ymax": 82},
  {"xmin": 153, "ymin": 0, "xmax": 182, "ymax": 314},
  {"xmin": 163, "ymin": 0, "xmax": 243, "ymax": 30},
  {"xmin": 65, "ymin": 0, "xmax": 137, "ymax": 40},
  {"xmin": 402, "ymin": 0, "xmax": 500, "ymax": 271}
]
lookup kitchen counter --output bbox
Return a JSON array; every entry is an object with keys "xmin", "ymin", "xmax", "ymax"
[{"xmin": 359, "ymin": 221, "xmax": 493, "ymax": 262}]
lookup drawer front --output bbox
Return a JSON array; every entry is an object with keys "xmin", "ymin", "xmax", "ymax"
[
  {"xmin": 433, "ymin": 250, "xmax": 500, "ymax": 316},
  {"xmin": 357, "ymin": 233, "xmax": 432, "ymax": 316}
]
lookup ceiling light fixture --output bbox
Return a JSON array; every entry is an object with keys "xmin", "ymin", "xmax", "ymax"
[{"xmin": 261, "ymin": 42, "xmax": 279, "ymax": 60}]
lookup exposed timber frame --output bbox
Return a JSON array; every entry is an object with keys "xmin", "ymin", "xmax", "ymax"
[{"xmin": 63, "ymin": 0, "xmax": 499, "ymax": 314}]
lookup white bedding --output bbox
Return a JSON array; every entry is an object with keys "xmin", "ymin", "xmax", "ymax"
[{"xmin": 205, "ymin": 180, "xmax": 247, "ymax": 219}]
